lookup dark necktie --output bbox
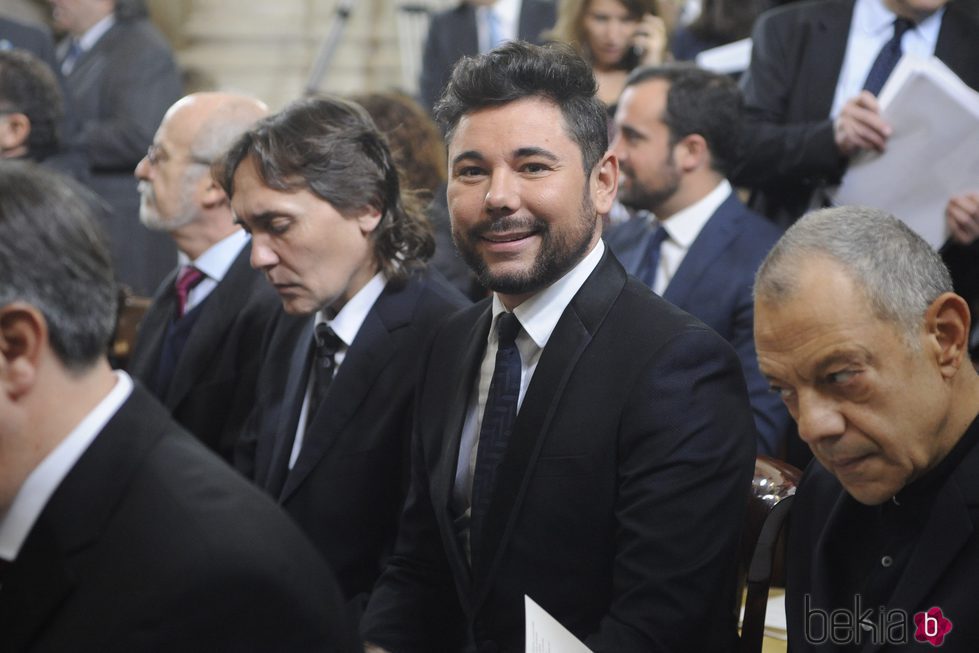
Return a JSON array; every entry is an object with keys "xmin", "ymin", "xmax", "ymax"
[
  {"xmin": 174, "ymin": 266, "xmax": 205, "ymax": 319},
  {"xmin": 470, "ymin": 312, "xmax": 522, "ymax": 548},
  {"xmin": 307, "ymin": 323, "xmax": 344, "ymax": 431},
  {"xmin": 862, "ymin": 18, "xmax": 914, "ymax": 96},
  {"xmin": 638, "ymin": 224, "xmax": 669, "ymax": 290},
  {"xmin": 60, "ymin": 39, "xmax": 82, "ymax": 75}
]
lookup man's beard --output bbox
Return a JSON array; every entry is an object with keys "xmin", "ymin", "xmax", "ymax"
[
  {"xmin": 617, "ymin": 158, "xmax": 680, "ymax": 215},
  {"xmin": 138, "ymin": 181, "xmax": 196, "ymax": 232},
  {"xmin": 452, "ymin": 188, "xmax": 598, "ymax": 297}
]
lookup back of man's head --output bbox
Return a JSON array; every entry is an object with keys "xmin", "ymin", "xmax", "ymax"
[
  {"xmin": 0, "ymin": 161, "xmax": 116, "ymax": 372},
  {"xmin": 216, "ymin": 94, "xmax": 435, "ymax": 286},
  {"xmin": 624, "ymin": 63, "xmax": 743, "ymax": 176},
  {"xmin": 755, "ymin": 206, "xmax": 952, "ymax": 341},
  {"xmin": 434, "ymin": 40, "xmax": 608, "ymax": 173},
  {"xmin": 0, "ymin": 49, "xmax": 64, "ymax": 161}
]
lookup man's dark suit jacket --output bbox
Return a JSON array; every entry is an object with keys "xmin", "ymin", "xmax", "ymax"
[
  {"xmin": 58, "ymin": 17, "xmax": 181, "ymax": 295},
  {"xmin": 785, "ymin": 415, "xmax": 979, "ymax": 652},
  {"xmin": 419, "ymin": 0, "xmax": 556, "ymax": 113},
  {"xmin": 605, "ymin": 193, "xmax": 790, "ymax": 457},
  {"xmin": 240, "ymin": 268, "xmax": 469, "ymax": 603},
  {"xmin": 128, "ymin": 242, "xmax": 280, "ymax": 463},
  {"xmin": 362, "ymin": 250, "xmax": 757, "ymax": 653},
  {"xmin": 0, "ymin": 384, "xmax": 356, "ymax": 653},
  {"xmin": 0, "ymin": 16, "xmax": 58, "ymax": 71},
  {"xmin": 733, "ymin": 0, "xmax": 979, "ymax": 226}
]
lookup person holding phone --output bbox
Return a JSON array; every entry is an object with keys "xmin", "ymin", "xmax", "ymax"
[{"xmin": 547, "ymin": 0, "xmax": 667, "ymax": 106}]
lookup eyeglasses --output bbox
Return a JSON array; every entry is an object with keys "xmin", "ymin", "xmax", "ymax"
[{"xmin": 145, "ymin": 143, "xmax": 212, "ymax": 167}]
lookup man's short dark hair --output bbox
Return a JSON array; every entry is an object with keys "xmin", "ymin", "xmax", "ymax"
[
  {"xmin": 434, "ymin": 40, "xmax": 608, "ymax": 173},
  {"xmin": 0, "ymin": 49, "xmax": 64, "ymax": 161},
  {"xmin": 216, "ymin": 95, "xmax": 434, "ymax": 288},
  {"xmin": 0, "ymin": 161, "xmax": 117, "ymax": 371},
  {"xmin": 624, "ymin": 63, "xmax": 743, "ymax": 176}
]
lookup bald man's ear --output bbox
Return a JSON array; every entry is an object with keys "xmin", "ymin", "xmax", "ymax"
[
  {"xmin": 0, "ymin": 304, "xmax": 45, "ymax": 400},
  {"xmin": 0, "ymin": 113, "xmax": 31, "ymax": 154},
  {"xmin": 200, "ymin": 176, "xmax": 229, "ymax": 209},
  {"xmin": 925, "ymin": 292, "xmax": 971, "ymax": 379}
]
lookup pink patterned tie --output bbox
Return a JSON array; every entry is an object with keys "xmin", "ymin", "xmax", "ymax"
[{"xmin": 174, "ymin": 266, "xmax": 205, "ymax": 319}]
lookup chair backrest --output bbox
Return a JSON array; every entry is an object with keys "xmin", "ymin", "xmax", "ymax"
[
  {"xmin": 110, "ymin": 286, "xmax": 151, "ymax": 371},
  {"xmin": 737, "ymin": 455, "xmax": 801, "ymax": 653}
]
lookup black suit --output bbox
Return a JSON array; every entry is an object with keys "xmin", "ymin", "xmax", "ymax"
[
  {"xmin": 734, "ymin": 0, "xmax": 979, "ymax": 225},
  {"xmin": 419, "ymin": 0, "xmax": 556, "ymax": 113},
  {"xmin": 785, "ymin": 415, "xmax": 979, "ymax": 652},
  {"xmin": 58, "ymin": 17, "xmax": 182, "ymax": 295},
  {"xmin": 241, "ymin": 269, "xmax": 469, "ymax": 603},
  {"xmin": 0, "ymin": 384, "xmax": 356, "ymax": 653},
  {"xmin": 128, "ymin": 242, "xmax": 280, "ymax": 462},
  {"xmin": 363, "ymin": 251, "xmax": 757, "ymax": 652}
]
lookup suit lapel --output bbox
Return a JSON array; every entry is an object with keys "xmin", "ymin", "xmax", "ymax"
[
  {"xmin": 471, "ymin": 252, "xmax": 626, "ymax": 605},
  {"xmin": 438, "ymin": 303, "xmax": 493, "ymax": 587},
  {"xmin": 127, "ymin": 269, "xmax": 177, "ymax": 384},
  {"xmin": 261, "ymin": 318, "xmax": 315, "ymax": 495},
  {"xmin": 605, "ymin": 217, "xmax": 651, "ymax": 277},
  {"xmin": 279, "ymin": 302, "xmax": 400, "ymax": 502},
  {"xmin": 806, "ymin": 1, "xmax": 855, "ymax": 120},
  {"xmin": 662, "ymin": 194, "xmax": 740, "ymax": 307},
  {"xmin": 164, "ymin": 246, "xmax": 252, "ymax": 409}
]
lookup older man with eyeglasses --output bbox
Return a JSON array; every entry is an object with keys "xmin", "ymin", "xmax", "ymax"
[{"xmin": 128, "ymin": 92, "xmax": 280, "ymax": 464}]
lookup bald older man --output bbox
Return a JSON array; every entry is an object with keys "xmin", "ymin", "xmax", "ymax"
[{"xmin": 129, "ymin": 92, "xmax": 280, "ymax": 463}]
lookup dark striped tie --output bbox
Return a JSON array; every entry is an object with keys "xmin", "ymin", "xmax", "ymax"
[
  {"xmin": 863, "ymin": 18, "xmax": 914, "ymax": 96},
  {"xmin": 470, "ymin": 312, "xmax": 522, "ymax": 547}
]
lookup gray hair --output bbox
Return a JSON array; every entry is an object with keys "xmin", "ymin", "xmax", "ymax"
[
  {"xmin": 0, "ymin": 161, "xmax": 117, "ymax": 371},
  {"xmin": 754, "ymin": 206, "xmax": 952, "ymax": 341}
]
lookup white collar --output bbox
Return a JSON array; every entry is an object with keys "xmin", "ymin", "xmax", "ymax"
[
  {"xmin": 657, "ymin": 179, "xmax": 731, "ymax": 248},
  {"xmin": 0, "ymin": 371, "xmax": 133, "ymax": 561},
  {"xmin": 76, "ymin": 14, "xmax": 116, "ymax": 51},
  {"xmin": 315, "ymin": 272, "xmax": 388, "ymax": 348},
  {"xmin": 177, "ymin": 229, "xmax": 249, "ymax": 284},
  {"xmin": 492, "ymin": 239, "xmax": 605, "ymax": 350},
  {"xmin": 857, "ymin": 0, "xmax": 945, "ymax": 38}
]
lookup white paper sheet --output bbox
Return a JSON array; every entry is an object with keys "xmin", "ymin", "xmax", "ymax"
[
  {"xmin": 696, "ymin": 38, "xmax": 752, "ymax": 75},
  {"xmin": 832, "ymin": 55, "xmax": 979, "ymax": 248},
  {"xmin": 524, "ymin": 595, "xmax": 592, "ymax": 653}
]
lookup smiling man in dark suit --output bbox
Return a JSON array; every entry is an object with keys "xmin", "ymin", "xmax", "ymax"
[
  {"xmin": 0, "ymin": 160, "xmax": 355, "ymax": 653},
  {"xmin": 217, "ymin": 96, "xmax": 469, "ymax": 606},
  {"xmin": 606, "ymin": 64, "xmax": 790, "ymax": 457},
  {"xmin": 128, "ymin": 92, "xmax": 277, "ymax": 463},
  {"xmin": 362, "ymin": 41, "xmax": 756, "ymax": 653}
]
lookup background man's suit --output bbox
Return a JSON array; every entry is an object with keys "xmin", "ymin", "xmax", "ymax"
[
  {"xmin": 0, "ymin": 16, "xmax": 57, "ymax": 71},
  {"xmin": 419, "ymin": 0, "xmax": 556, "ymax": 113},
  {"xmin": 362, "ymin": 252, "xmax": 757, "ymax": 652},
  {"xmin": 605, "ymin": 193, "xmax": 789, "ymax": 456},
  {"xmin": 0, "ymin": 384, "xmax": 356, "ymax": 653},
  {"xmin": 240, "ymin": 269, "xmax": 468, "ymax": 604},
  {"xmin": 785, "ymin": 416, "xmax": 979, "ymax": 652},
  {"xmin": 127, "ymin": 243, "xmax": 280, "ymax": 463},
  {"xmin": 58, "ymin": 17, "xmax": 182, "ymax": 295},
  {"xmin": 733, "ymin": 0, "xmax": 979, "ymax": 226}
]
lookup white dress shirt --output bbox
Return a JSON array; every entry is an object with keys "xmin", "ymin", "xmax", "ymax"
[
  {"xmin": 289, "ymin": 272, "xmax": 388, "ymax": 468},
  {"xmin": 830, "ymin": 0, "xmax": 944, "ymax": 117},
  {"xmin": 477, "ymin": 0, "xmax": 522, "ymax": 53},
  {"xmin": 177, "ymin": 229, "xmax": 249, "ymax": 314},
  {"xmin": 650, "ymin": 179, "xmax": 731, "ymax": 295},
  {"xmin": 452, "ymin": 240, "xmax": 606, "ymax": 556},
  {"xmin": 0, "ymin": 371, "xmax": 133, "ymax": 562}
]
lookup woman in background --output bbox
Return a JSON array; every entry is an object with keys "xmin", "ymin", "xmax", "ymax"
[{"xmin": 547, "ymin": 0, "xmax": 667, "ymax": 106}]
